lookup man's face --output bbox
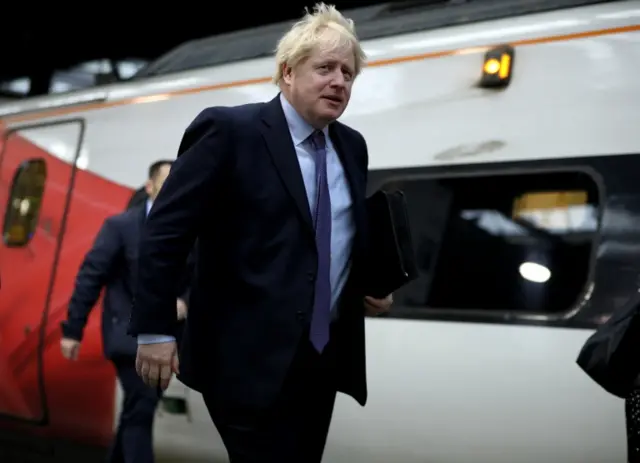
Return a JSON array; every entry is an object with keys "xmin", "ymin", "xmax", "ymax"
[
  {"xmin": 283, "ymin": 38, "xmax": 356, "ymax": 128},
  {"xmin": 145, "ymin": 164, "xmax": 171, "ymax": 201}
]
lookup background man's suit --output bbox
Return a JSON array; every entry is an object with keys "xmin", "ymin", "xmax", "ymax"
[
  {"xmin": 129, "ymin": 94, "xmax": 372, "ymax": 460},
  {"xmin": 62, "ymin": 203, "xmax": 191, "ymax": 462}
]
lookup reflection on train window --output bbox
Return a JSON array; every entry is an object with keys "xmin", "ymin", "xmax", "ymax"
[
  {"xmin": 386, "ymin": 171, "xmax": 599, "ymax": 314},
  {"xmin": 2, "ymin": 159, "xmax": 47, "ymax": 247}
]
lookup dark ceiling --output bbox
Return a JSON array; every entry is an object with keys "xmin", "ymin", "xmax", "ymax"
[{"xmin": 0, "ymin": 2, "xmax": 382, "ymax": 84}]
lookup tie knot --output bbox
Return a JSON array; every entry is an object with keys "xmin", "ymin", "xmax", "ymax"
[{"xmin": 310, "ymin": 130, "xmax": 326, "ymax": 151}]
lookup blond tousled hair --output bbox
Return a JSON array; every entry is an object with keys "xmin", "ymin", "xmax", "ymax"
[{"xmin": 272, "ymin": 2, "xmax": 367, "ymax": 85}]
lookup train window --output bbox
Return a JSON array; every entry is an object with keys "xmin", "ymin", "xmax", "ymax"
[
  {"xmin": 387, "ymin": 170, "xmax": 600, "ymax": 315},
  {"xmin": 2, "ymin": 159, "xmax": 47, "ymax": 247}
]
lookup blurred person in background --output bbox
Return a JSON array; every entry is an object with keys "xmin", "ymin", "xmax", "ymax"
[{"xmin": 60, "ymin": 160, "xmax": 190, "ymax": 463}]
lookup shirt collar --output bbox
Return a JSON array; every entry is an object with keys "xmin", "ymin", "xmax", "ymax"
[
  {"xmin": 146, "ymin": 199, "xmax": 153, "ymax": 216},
  {"xmin": 279, "ymin": 93, "xmax": 329, "ymax": 146}
]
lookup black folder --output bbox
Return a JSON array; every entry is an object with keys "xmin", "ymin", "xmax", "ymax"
[
  {"xmin": 362, "ymin": 189, "xmax": 419, "ymax": 299},
  {"xmin": 576, "ymin": 292, "xmax": 640, "ymax": 398}
]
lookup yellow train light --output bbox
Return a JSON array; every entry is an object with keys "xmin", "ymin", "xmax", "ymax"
[{"xmin": 479, "ymin": 45, "xmax": 514, "ymax": 89}]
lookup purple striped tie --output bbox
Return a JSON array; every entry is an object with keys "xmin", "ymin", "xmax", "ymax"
[{"xmin": 309, "ymin": 130, "xmax": 331, "ymax": 353}]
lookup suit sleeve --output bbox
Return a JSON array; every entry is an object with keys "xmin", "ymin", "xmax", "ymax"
[
  {"xmin": 128, "ymin": 108, "xmax": 231, "ymax": 337},
  {"xmin": 178, "ymin": 242, "xmax": 198, "ymax": 303},
  {"xmin": 61, "ymin": 217, "xmax": 122, "ymax": 341}
]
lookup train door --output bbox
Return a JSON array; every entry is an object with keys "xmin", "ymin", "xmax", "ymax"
[{"xmin": 0, "ymin": 119, "xmax": 84, "ymax": 422}]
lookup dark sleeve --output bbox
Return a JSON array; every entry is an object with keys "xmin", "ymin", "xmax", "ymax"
[
  {"xmin": 61, "ymin": 217, "xmax": 122, "ymax": 341},
  {"xmin": 178, "ymin": 242, "xmax": 198, "ymax": 303},
  {"xmin": 128, "ymin": 108, "xmax": 231, "ymax": 337}
]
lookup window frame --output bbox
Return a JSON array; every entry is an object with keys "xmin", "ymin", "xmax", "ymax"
[{"xmin": 368, "ymin": 163, "xmax": 605, "ymax": 325}]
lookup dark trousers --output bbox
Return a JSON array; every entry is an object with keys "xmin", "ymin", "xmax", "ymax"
[
  {"xmin": 106, "ymin": 356, "xmax": 162, "ymax": 463},
  {"xmin": 204, "ymin": 334, "xmax": 339, "ymax": 463},
  {"xmin": 627, "ymin": 389, "xmax": 640, "ymax": 462}
]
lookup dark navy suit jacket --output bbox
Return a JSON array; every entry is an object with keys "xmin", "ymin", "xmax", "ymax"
[
  {"xmin": 128, "ymin": 95, "xmax": 371, "ymax": 409},
  {"xmin": 62, "ymin": 204, "xmax": 192, "ymax": 360}
]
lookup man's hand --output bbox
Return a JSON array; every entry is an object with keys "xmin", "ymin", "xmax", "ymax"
[
  {"xmin": 176, "ymin": 298, "xmax": 188, "ymax": 320},
  {"xmin": 135, "ymin": 341, "xmax": 179, "ymax": 391},
  {"xmin": 364, "ymin": 294, "xmax": 393, "ymax": 317},
  {"xmin": 60, "ymin": 338, "xmax": 81, "ymax": 360}
]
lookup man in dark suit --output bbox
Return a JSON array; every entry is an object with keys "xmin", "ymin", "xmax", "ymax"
[
  {"xmin": 128, "ymin": 3, "xmax": 392, "ymax": 462},
  {"xmin": 126, "ymin": 186, "xmax": 149, "ymax": 210},
  {"xmin": 60, "ymin": 160, "xmax": 189, "ymax": 463}
]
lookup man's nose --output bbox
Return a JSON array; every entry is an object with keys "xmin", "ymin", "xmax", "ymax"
[{"xmin": 330, "ymin": 71, "xmax": 346, "ymax": 87}]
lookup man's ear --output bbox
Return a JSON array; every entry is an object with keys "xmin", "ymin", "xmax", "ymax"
[{"xmin": 282, "ymin": 64, "xmax": 294, "ymax": 86}]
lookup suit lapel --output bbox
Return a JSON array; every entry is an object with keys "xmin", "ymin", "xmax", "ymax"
[
  {"xmin": 259, "ymin": 96, "xmax": 314, "ymax": 232},
  {"xmin": 258, "ymin": 96, "xmax": 367, "ymax": 244},
  {"xmin": 136, "ymin": 203, "xmax": 147, "ymax": 227}
]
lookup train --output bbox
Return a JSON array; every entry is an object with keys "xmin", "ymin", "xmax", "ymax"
[{"xmin": 1, "ymin": 0, "xmax": 639, "ymax": 461}]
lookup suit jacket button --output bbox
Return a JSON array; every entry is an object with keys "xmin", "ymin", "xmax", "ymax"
[{"xmin": 307, "ymin": 272, "xmax": 315, "ymax": 282}]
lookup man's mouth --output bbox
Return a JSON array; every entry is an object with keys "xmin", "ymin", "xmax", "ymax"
[{"xmin": 322, "ymin": 95, "xmax": 342, "ymax": 103}]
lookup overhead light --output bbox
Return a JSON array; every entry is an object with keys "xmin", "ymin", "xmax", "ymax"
[{"xmin": 519, "ymin": 261, "xmax": 551, "ymax": 283}]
